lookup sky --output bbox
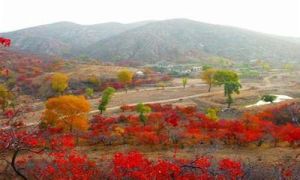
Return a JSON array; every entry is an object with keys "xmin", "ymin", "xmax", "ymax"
[{"xmin": 0, "ymin": 0, "xmax": 300, "ymax": 37}]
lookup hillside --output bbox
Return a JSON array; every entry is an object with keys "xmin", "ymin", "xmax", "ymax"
[
  {"xmin": 2, "ymin": 19, "xmax": 300, "ymax": 63},
  {"xmin": 2, "ymin": 21, "xmax": 150, "ymax": 57}
]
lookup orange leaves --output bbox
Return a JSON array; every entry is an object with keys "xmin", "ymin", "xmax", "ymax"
[{"xmin": 42, "ymin": 95, "xmax": 90, "ymax": 132}]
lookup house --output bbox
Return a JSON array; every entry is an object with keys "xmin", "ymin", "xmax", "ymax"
[{"xmin": 135, "ymin": 71, "xmax": 145, "ymax": 77}]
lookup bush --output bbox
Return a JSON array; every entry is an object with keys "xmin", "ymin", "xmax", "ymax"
[{"xmin": 261, "ymin": 94, "xmax": 277, "ymax": 103}]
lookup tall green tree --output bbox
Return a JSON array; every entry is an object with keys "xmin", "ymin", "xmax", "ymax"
[
  {"xmin": 224, "ymin": 81, "xmax": 242, "ymax": 108},
  {"xmin": 98, "ymin": 87, "xmax": 115, "ymax": 114},
  {"xmin": 213, "ymin": 70, "xmax": 239, "ymax": 85},
  {"xmin": 136, "ymin": 103, "xmax": 151, "ymax": 125},
  {"xmin": 214, "ymin": 70, "xmax": 242, "ymax": 108}
]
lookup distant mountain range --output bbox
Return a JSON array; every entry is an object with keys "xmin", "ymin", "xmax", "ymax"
[{"xmin": 2, "ymin": 19, "xmax": 300, "ymax": 64}]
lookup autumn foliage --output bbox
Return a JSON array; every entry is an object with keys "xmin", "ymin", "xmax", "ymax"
[
  {"xmin": 51, "ymin": 72, "xmax": 69, "ymax": 94},
  {"xmin": 117, "ymin": 69, "xmax": 134, "ymax": 92},
  {"xmin": 0, "ymin": 37, "xmax": 11, "ymax": 47},
  {"xmin": 42, "ymin": 95, "xmax": 90, "ymax": 132},
  {"xmin": 200, "ymin": 68, "xmax": 216, "ymax": 92},
  {"xmin": 88, "ymin": 102, "xmax": 300, "ymax": 147},
  {"xmin": 0, "ymin": 84, "xmax": 12, "ymax": 111},
  {"xmin": 112, "ymin": 151, "xmax": 244, "ymax": 179},
  {"xmin": 3, "ymin": 102, "xmax": 300, "ymax": 179}
]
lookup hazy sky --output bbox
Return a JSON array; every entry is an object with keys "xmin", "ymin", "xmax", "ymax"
[{"xmin": 1, "ymin": 0, "xmax": 300, "ymax": 37}]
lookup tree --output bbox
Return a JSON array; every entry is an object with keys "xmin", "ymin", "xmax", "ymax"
[
  {"xmin": 85, "ymin": 88, "xmax": 94, "ymax": 98},
  {"xmin": 117, "ymin": 69, "xmax": 134, "ymax": 93},
  {"xmin": 51, "ymin": 73, "xmax": 69, "ymax": 95},
  {"xmin": 182, "ymin": 77, "xmax": 188, "ymax": 89},
  {"xmin": 213, "ymin": 70, "xmax": 239, "ymax": 85},
  {"xmin": 0, "ymin": 127, "xmax": 43, "ymax": 179},
  {"xmin": 201, "ymin": 68, "xmax": 216, "ymax": 92},
  {"xmin": 214, "ymin": 70, "xmax": 241, "ymax": 108},
  {"xmin": 261, "ymin": 95, "xmax": 277, "ymax": 103},
  {"xmin": 136, "ymin": 103, "xmax": 151, "ymax": 125},
  {"xmin": 42, "ymin": 95, "xmax": 90, "ymax": 132},
  {"xmin": 0, "ymin": 37, "xmax": 11, "ymax": 47},
  {"xmin": 87, "ymin": 75, "xmax": 101, "ymax": 87},
  {"xmin": 206, "ymin": 108, "xmax": 219, "ymax": 121},
  {"xmin": 98, "ymin": 87, "xmax": 115, "ymax": 114},
  {"xmin": 0, "ymin": 84, "xmax": 12, "ymax": 112},
  {"xmin": 262, "ymin": 62, "xmax": 271, "ymax": 71},
  {"xmin": 224, "ymin": 81, "xmax": 242, "ymax": 108}
]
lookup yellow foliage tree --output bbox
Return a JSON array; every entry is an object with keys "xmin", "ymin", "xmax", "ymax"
[
  {"xmin": 87, "ymin": 75, "xmax": 101, "ymax": 86},
  {"xmin": 206, "ymin": 108, "xmax": 219, "ymax": 121},
  {"xmin": 200, "ymin": 68, "xmax": 216, "ymax": 92},
  {"xmin": 117, "ymin": 69, "xmax": 134, "ymax": 93},
  {"xmin": 42, "ymin": 95, "xmax": 90, "ymax": 132},
  {"xmin": 0, "ymin": 84, "xmax": 12, "ymax": 111},
  {"xmin": 51, "ymin": 72, "xmax": 69, "ymax": 95}
]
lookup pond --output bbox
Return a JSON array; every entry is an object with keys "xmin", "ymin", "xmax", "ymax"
[{"xmin": 246, "ymin": 95, "xmax": 293, "ymax": 108}]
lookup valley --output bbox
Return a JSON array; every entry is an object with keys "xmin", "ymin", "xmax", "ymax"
[{"xmin": 1, "ymin": 18, "xmax": 300, "ymax": 179}]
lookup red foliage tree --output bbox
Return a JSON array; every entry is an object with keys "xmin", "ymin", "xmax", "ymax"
[{"xmin": 0, "ymin": 37, "xmax": 11, "ymax": 47}]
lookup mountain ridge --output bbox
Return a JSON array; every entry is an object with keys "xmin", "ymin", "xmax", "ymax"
[{"xmin": 2, "ymin": 19, "xmax": 300, "ymax": 63}]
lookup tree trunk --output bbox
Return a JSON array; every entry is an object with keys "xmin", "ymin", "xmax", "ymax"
[
  {"xmin": 208, "ymin": 83, "xmax": 211, "ymax": 92},
  {"xmin": 227, "ymin": 102, "xmax": 231, "ymax": 108},
  {"xmin": 11, "ymin": 149, "xmax": 27, "ymax": 180}
]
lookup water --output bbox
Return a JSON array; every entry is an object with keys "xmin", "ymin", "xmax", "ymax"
[{"xmin": 246, "ymin": 95, "xmax": 293, "ymax": 108}]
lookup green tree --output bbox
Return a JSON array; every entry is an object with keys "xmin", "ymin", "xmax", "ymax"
[
  {"xmin": 136, "ymin": 103, "xmax": 151, "ymax": 125},
  {"xmin": 182, "ymin": 77, "xmax": 188, "ymax": 89},
  {"xmin": 261, "ymin": 94, "xmax": 277, "ymax": 103},
  {"xmin": 98, "ymin": 87, "xmax": 115, "ymax": 114},
  {"xmin": 213, "ymin": 70, "xmax": 239, "ymax": 85},
  {"xmin": 224, "ymin": 81, "xmax": 242, "ymax": 108},
  {"xmin": 85, "ymin": 88, "xmax": 94, "ymax": 98},
  {"xmin": 214, "ymin": 70, "xmax": 242, "ymax": 108},
  {"xmin": 117, "ymin": 69, "xmax": 134, "ymax": 93}
]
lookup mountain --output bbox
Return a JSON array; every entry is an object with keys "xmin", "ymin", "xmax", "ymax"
[
  {"xmin": 2, "ymin": 21, "xmax": 150, "ymax": 56},
  {"xmin": 2, "ymin": 19, "xmax": 300, "ymax": 63},
  {"xmin": 283, "ymin": 37, "xmax": 300, "ymax": 44}
]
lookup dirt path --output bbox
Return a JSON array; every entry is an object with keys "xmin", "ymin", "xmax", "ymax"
[{"xmin": 1, "ymin": 85, "xmax": 251, "ymax": 130}]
